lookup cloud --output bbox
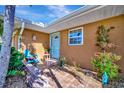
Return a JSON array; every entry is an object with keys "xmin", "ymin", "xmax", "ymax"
[
  {"xmin": 16, "ymin": 9, "xmax": 43, "ymax": 19},
  {"xmin": 46, "ymin": 5, "xmax": 71, "ymax": 18},
  {"xmin": 15, "ymin": 5, "xmax": 72, "ymax": 24},
  {"xmin": 15, "ymin": 6, "xmax": 45, "ymax": 26}
]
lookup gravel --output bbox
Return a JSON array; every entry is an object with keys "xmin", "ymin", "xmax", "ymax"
[{"xmin": 104, "ymin": 78, "xmax": 124, "ymax": 88}]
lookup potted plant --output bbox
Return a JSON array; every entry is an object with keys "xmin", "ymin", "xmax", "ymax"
[
  {"xmin": 45, "ymin": 49, "xmax": 48, "ymax": 54},
  {"xmin": 59, "ymin": 56, "xmax": 66, "ymax": 68}
]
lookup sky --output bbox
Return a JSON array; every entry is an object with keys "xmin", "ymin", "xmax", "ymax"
[{"xmin": 0, "ymin": 5, "xmax": 83, "ymax": 25}]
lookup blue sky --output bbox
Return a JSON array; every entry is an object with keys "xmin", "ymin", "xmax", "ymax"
[{"xmin": 0, "ymin": 5, "xmax": 83, "ymax": 25}]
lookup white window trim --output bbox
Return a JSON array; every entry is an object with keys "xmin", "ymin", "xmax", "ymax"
[{"xmin": 68, "ymin": 27, "xmax": 83, "ymax": 46}]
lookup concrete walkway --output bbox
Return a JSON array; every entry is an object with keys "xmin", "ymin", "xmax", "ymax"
[{"xmin": 42, "ymin": 66, "xmax": 102, "ymax": 88}]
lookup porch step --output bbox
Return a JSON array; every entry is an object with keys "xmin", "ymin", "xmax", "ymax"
[{"xmin": 45, "ymin": 58, "xmax": 58, "ymax": 67}]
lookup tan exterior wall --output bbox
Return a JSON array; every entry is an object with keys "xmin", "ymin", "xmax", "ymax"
[
  {"xmin": 60, "ymin": 15, "xmax": 124, "ymax": 75},
  {"xmin": 21, "ymin": 29, "xmax": 50, "ymax": 59}
]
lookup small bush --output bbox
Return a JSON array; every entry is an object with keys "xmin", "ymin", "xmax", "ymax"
[
  {"xmin": 7, "ymin": 47, "xmax": 25, "ymax": 76},
  {"xmin": 91, "ymin": 52, "xmax": 121, "ymax": 80}
]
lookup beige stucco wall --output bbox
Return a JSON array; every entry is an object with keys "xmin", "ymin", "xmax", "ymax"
[
  {"xmin": 21, "ymin": 29, "xmax": 50, "ymax": 59},
  {"xmin": 60, "ymin": 15, "xmax": 124, "ymax": 75}
]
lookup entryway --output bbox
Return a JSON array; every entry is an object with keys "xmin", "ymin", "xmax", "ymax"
[{"xmin": 50, "ymin": 32, "xmax": 60, "ymax": 59}]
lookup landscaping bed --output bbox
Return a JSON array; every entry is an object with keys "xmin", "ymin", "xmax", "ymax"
[
  {"xmin": 49, "ymin": 64, "xmax": 124, "ymax": 88},
  {"xmin": 4, "ymin": 76, "xmax": 28, "ymax": 88},
  {"xmin": 104, "ymin": 78, "xmax": 124, "ymax": 88}
]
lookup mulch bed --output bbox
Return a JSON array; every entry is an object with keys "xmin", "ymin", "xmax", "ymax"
[
  {"xmin": 4, "ymin": 76, "xmax": 28, "ymax": 88},
  {"xmin": 103, "ymin": 78, "xmax": 124, "ymax": 88}
]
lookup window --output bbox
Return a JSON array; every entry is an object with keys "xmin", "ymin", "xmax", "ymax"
[
  {"xmin": 68, "ymin": 27, "xmax": 83, "ymax": 46},
  {"xmin": 55, "ymin": 36, "xmax": 59, "ymax": 39}
]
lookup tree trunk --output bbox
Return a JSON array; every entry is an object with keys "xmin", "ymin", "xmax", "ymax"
[{"xmin": 0, "ymin": 5, "xmax": 15, "ymax": 87}]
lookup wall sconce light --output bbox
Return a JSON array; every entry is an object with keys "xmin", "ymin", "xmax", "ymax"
[{"xmin": 32, "ymin": 35, "xmax": 37, "ymax": 41}]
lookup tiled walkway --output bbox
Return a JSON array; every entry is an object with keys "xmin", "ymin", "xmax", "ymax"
[{"xmin": 42, "ymin": 66, "xmax": 102, "ymax": 88}]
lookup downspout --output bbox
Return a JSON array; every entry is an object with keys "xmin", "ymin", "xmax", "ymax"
[{"xmin": 18, "ymin": 21, "xmax": 25, "ymax": 50}]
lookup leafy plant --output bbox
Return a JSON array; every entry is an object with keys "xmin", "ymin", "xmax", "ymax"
[
  {"xmin": 91, "ymin": 25, "xmax": 121, "ymax": 80},
  {"xmin": 96, "ymin": 25, "xmax": 115, "ymax": 52},
  {"xmin": 0, "ymin": 19, "xmax": 3, "ymax": 37},
  {"xmin": 91, "ymin": 52, "xmax": 121, "ymax": 79},
  {"xmin": 44, "ymin": 48, "xmax": 50, "ymax": 54},
  {"xmin": 7, "ymin": 47, "xmax": 25, "ymax": 76}
]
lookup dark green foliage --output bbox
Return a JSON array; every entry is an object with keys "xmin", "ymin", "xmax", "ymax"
[
  {"xmin": 7, "ymin": 47, "xmax": 25, "ymax": 76},
  {"xmin": 0, "ymin": 19, "xmax": 3, "ymax": 36},
  {"xmin": 91, "ymin": 25, "xmax": 121, "ymax": 80},
  {"xmin": 91, "ymin": 52, "xmax": 121, "ymax": 79}
]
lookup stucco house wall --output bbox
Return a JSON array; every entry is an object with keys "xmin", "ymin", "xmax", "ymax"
[
  {"xmin": 60, "ymin": 14, "xmax": 124, "ymax": 75},
  {"xmin": 21, "ymin": 28, "xmax": 50, "ymax": 59}
]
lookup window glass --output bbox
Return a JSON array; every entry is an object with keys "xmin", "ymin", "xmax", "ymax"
[{"xmin": 69, "ymin": 28, "xmax": 83, "ymax": 45}]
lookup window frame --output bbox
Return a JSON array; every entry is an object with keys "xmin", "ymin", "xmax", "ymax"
[{"xmin": 68, "ymin": 27, "xmax": 83, "ymax": 46}]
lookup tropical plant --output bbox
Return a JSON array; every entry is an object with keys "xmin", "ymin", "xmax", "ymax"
[
  {"xmin": 91, "ymin": 25, "xmax": 121, "ymax": 80},
  {"xmin": 0, "ymin": 5, "xmax": 16, "ymax": 87},
  {"xmin": 91, "ymin": 52, "xmax": 121, "ymax": 79},
  {"xmin": 7, "ymin": 47, "xmax": 25, "ymax": 76},
  {"xmin": 96, "ymin": 25, "xmax": 115, "ymax": 52}
]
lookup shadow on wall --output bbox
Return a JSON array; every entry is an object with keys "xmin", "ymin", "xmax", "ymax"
[
  {"xmin": 22, "ymin": 42, "xmax": 49, "ymax": 60},
  {"xmin": 20, "ymin": 29, "xmax": 50, "ymax": 60}
]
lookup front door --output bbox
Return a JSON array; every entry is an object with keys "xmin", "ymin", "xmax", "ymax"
[{"xmin": 50, "ymin": 32, "xmax": 60, "ymax": 59}]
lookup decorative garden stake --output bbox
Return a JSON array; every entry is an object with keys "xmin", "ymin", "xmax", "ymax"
[{"xmin": 102, "ymin": 72, "xmax": 108, "ymax": 86}]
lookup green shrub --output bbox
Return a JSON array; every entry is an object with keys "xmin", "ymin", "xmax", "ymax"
[
  {"xmin": 91, "ymin": 52, "xmax": 121, "ymax": 79},
  {"xmin": 7, "ymin": 47, "xmax": 25, "ymax": 76},
  {"xmin": 0, "ymin": 19, "xmax": 3, "ymax": 37}
]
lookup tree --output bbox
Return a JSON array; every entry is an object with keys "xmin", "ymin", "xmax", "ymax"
[{"xmin": 0, "ymin": 5, "xmax": 15, "ymax": 87}]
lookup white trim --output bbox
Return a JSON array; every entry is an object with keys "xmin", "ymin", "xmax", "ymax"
[
  {"xmin": 47, "ymin": 5, "xmax": 98, "ymax": 27},
  {"xmin": 45, "ymin": 5, "xmax": 124, "ymax": 33},
  {"xmin": 68, "ymin": 27, "xmax": 83, "ymax": 46},
  {"xmin": 1, "ymin": 5, "xmax": 123, "ymax": 34}
]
